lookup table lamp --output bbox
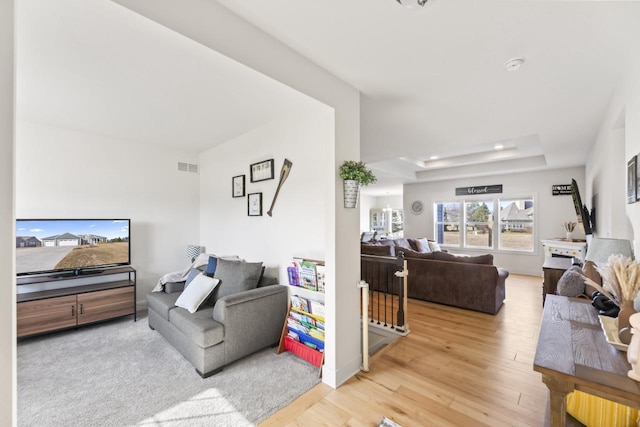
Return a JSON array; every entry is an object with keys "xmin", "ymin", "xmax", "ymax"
[
  {"xmin": 585, "ymin": 238, "xmax": 634, "ymax": 264},
  {"xmin": 186, "ymin": 245, "xmax": 202, "ymax": 263}
]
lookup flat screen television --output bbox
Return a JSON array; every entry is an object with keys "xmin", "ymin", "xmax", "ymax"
[
  {"xmin": 570, "ymin": 179, "xmax": 592, "ymax": 235},
  {"xmin": 16, "ymin": 219, "xmax": 130, "ymax": 277}
]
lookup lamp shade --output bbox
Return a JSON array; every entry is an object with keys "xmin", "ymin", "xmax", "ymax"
[
  {"xmin": 585, "ymin": 238, "xmax": 634, "ymax": 263},
  {"xmin": 186, "ymin": 245, "xmax": 202, "ymax": 262},
  {"xmin": 396, "ymin": 0, "xmax": 428, "ymax": 9}
]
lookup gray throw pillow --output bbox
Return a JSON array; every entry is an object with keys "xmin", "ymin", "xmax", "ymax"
[
  {"xmin": 557, "ymin": 266, "xmax": 585, "ymax": 297},
  {"xmin": 209, "ymin": 258, "xmax": 263, "ymax": 305}
]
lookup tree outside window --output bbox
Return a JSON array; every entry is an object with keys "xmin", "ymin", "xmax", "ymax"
[{"xmin": 465, "ymin": 201, "xmax": 493, "ymax": 248}]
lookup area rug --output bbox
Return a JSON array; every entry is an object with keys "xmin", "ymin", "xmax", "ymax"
[{"xmin": 17, "ymin": 312, "xmax": 320, "ymax": 426}]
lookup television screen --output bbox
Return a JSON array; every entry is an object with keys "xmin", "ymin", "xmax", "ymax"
[
  {"xmin": 570, "ymin": 179, "xmax": 592, "ymax": 235},
  {"xmin": 16, "ymin": 219, "xmax": 130, "ymax": 276}
]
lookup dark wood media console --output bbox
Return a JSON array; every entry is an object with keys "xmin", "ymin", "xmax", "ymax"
[{"xmin": 17, "ymin": 266, "xmax": 136, "ymax": 338}]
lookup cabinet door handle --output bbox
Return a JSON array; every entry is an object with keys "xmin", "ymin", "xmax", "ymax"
[
  {"xmin": 80, "ymin": 304, "xmax": 84, "ymax": 315},
  {"xmin": 71, "ymin": 305, "xmax": 75, "ymax": 317}
]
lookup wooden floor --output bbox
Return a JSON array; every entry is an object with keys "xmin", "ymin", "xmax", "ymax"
[{"xmin": 261, "ymin": 274, "xmax": 549, "ymax": 427}]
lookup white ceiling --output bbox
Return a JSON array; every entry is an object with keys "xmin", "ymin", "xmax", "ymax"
[
  {"xmin": 16, "ymin": 0, "xmax": 314, "ymax": 153},
  {"xmin": 216, "ymin": 0, "xmax": 640, "ymax": 195},
  {"xmin": 17, "ymin": 0, "xmax": 640, "ymax": 196}
]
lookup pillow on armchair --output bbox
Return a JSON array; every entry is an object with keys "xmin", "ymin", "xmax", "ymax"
[{"xmin": 210, "ymin": 258, "xmax": 263, "ymax": 305}]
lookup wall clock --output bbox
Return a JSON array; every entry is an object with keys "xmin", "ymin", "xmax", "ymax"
[{"xmin": 410, "ymin": 200, "xmax": 424, "ymax": 215}]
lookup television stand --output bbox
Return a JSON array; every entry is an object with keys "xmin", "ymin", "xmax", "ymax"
[{"xmin": 17, "ymin": 266, "xmax": 136, "ymax": 338}]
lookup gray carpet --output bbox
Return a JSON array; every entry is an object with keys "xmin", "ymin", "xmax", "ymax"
[{"xmin": 17, "ymin": 312, "xmax": 320, "ymax": 427}]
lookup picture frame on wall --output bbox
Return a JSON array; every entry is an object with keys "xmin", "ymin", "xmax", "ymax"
[
  {"xmin": 248, "ymin": 192, "xmax": 262, "ymax": 216},
  {"xmin": 637, "ymin": 153, "xmax": 640, "ymax": 202},
  {"xmin": 250, "ymin": 159, "xmax": 275, "ymax": 183},
  {"xmin": 232, "ymin": 175, "xmax": 245, "ymax": 198},
  {"xmin": 628, "ymin": 156, "xmax": 637, "ymax": 204}
]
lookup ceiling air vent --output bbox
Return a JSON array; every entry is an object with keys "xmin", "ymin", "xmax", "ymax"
[{"xmin": 178, "ymin": 162, "xmax": 198, "ymax": 173}]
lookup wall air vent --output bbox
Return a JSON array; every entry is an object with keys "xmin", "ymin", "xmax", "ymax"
[{"xmin": 178, "ymin": 162, "xmax": 198, "ymax": 173}]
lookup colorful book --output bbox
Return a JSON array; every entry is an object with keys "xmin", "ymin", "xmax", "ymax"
[
  {"xmin": 290, "ymin": 295, "xmax": 309, "ymax": 313},
  {"xmin": 316, "ymin": 264, "xmax": 326, "ymax": 293},
  {"xmin": 308, "ymin": 299, "xmax": 325, "ymax": 319},
  {"xmin": 300, "ymin": 260, "xmax": 318, "ymax": 291}
]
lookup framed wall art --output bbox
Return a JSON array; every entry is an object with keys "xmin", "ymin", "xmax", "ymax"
[
  {"xmin": 250, "ymin": 159, "xmax": 274, "ymax": 183},
  {"xmin": 637, "ymin": 153, "xmax": 640, "ymax": 202},
  {"xmin": 628, "ymin": 156, "xmax": 637, "ymax": 204},
  {"xmin": 248, "ymin": 192, "xmax": 263, "ymax": 216},
  {"xmin": 232, "ymin": 175, "xmax": 245, "ymax": 198}
]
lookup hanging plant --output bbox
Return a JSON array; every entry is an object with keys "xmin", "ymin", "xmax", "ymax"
[{"xmin": 338, "ymin": 161, "xmax": 377, "ymax": 186}]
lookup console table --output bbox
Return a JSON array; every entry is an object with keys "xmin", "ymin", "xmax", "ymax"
[
  {"xmin": 533, "ymin": 295, "xmax": 640, "ymax": 427},
  {"xmin": 17, "ymin": 266, "xmax": 136, "ymax": 338}
]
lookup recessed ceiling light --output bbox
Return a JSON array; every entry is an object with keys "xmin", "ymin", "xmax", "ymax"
[
  {"xmin": 430, "ymin": 155, "xmax": 439, "ymax": 160},
  {"xmin": 504, "ymin": 57, "xmax": 525, "ymax": 72},
  {"xmin": 494, "ymin": 144, "xmax": 504, "ymax": 150}
]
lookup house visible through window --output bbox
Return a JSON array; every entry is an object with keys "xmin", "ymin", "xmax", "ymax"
[
  {"xmin": 499, "ymin": 198, "xmax": 534, "ymax": 252},
  {"xmin": 434, "ymin": 197, "xmax": 534, "ymax": 252}
]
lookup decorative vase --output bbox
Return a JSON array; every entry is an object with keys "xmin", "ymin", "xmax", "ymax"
[
  {"xmin": 565, "ymin": 232, "xmax": 572, "ymax": 241},
  {"xmin": 618, "ymin": 300, "xmax": 637, "ymax": 345},
  {"xmin": 627, "ymin": 313, "xmax": 640, "ymax": 381},
  {"xmin": 343, "ymin": 179, "xmax": 360, "ymax": 208}
]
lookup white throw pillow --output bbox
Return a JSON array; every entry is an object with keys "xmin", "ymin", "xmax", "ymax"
[
  {"xmin": 175, "ymin": 273, "xmax": 220, "ymax": 313},
  {"xmin": 428, "ymin": 241, "xmax": 442, "ymax": 252}
]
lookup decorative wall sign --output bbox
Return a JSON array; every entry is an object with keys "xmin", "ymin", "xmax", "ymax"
[
  {"xmin": 455, "ymin": 185, "xmax": 502, "ymax": 196},
  {"xmin": 628, "ymin": 156, "xmax": 637, "ymax": 204},
  {"xmin": 248, "ymin": 192, "xmax": 263, "ymax": 216},
  {"xmin": 232, "ymin": 175, "xmax": 245, "ymax": 198},
  {"xmin": 250, "ymin": 159, "xmax": 275, "ymax": 183},
  {"xmin": 267, "ymin": 159, "xmax": 293, "ymax": 217},
  {"xmin": 552, "ymin": 184, "xmax": 572, "ymax": 196}
]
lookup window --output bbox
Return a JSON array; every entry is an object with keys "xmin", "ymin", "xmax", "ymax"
[
  {"xmin": 465, "ymin": 201, "xmax": 493, "ymax": 249},
  {"xmin": 499, "ymin": 198, "xmax": 534, "ymax": 252},
  {"xmin": 434, "ymin": 197, "xmax": 535, "ymax": 252},
  {"xmin": 434, "ymin": 202, "xmax": 461, "ymax": 246}
]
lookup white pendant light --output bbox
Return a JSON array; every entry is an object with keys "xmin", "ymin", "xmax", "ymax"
[{"xmin": 396, "ymin": 0, "xmax": 428, "ymax": 9}]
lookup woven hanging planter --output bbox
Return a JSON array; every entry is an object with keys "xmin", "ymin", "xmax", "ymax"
[{"xmin": 343, "ymin": 179, "xmax": 360, "ymax": 208}]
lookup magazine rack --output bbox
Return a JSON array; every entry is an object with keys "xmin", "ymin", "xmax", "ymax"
[{"xmin": 278, "ymin": 300, "xmax": 325, "ymax": 375}]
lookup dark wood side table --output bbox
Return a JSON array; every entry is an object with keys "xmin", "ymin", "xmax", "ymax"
[
  {"xmin": 534, "ymin": 295, "xmax": 640, "ymax": 427},
  {"xmin": 542, "ymin": 257, "xmax": 573, "ymax": 305}
]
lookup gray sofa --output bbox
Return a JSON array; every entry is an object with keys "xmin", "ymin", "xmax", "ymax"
[{"xmin": 146, "ymin": 258, "xmax": 288, "ymax": 378}]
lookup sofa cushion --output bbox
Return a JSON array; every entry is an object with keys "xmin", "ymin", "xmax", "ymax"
[
  {"xmin": 146, "ymin": 292, "xmax": 181, "ymax": 321},
  {"xmin": 205, "ymin": 256, "xmax": 218, "ymax": 276},
  {"xmin": 428, "ymin": 241, "xmax": 442, "ymax": 252},
  {"xmin": 168, "ymin": 306, "xmax": 224, "ymax": 348},
  {"xmin": 414, "ymin": 238, "xmax": 432, "ymax": 253},
  {"xmin": 394, "ymin": 238, "xmax": 413, "ymax": 250},
  {"xmin": 362, "ymin": 244, "xmax": 395, "ymax": 256},
  {"xmin": 184, "ymin": 268, "xmax": 201, "ymax": 289},
  {"xmin": 432, "ymin": 251, "xmax": 493, "ymax": 265},
  {"xmin": 402, "ymin": 249, "xmax": 434, "ymax": 259},
  {"xmin": 211, "ymin": 258, "xmax": 263, "ymax": 305},
  {"xmin": 377, "ymin": 239, "xmax": 396, "ymax": 247},
  {"xmin": 175, "ymin": 274, "xmax": 220, "ymax": 313}
]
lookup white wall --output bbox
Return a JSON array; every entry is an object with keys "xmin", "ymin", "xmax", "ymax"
[
  {"xmin": 113, "ymin": 0, "xmax": 362, "ymax": 387},
  {"xmin": 199, "ymin": 109, "xmax": 331, "ymax": 290},
  {"xmin": 15, "ymin": 122, "xmax": 201, "ymax": 303},
  {"xmin": 587, "ymin": 56, "xmax": 640, "ymax": 253},
  {"xmin": 403, "ymin": 167, "xmax": 586, "ymax": 276},
  {"xmin": 0, "ymin": 0, "xmax": 15, "ymax": 423},
  {"xmin": 373, "ymin": 195, "xmax": 403, "ymax": 210},
  {"xmin": 359, "ymin": 194, "xmax": 375, "ymax": 232}
]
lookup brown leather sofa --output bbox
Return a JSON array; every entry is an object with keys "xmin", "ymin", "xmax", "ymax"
[{"xmin": 362, "ymin": 238, "xmax": 508, "ymax": 314}]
